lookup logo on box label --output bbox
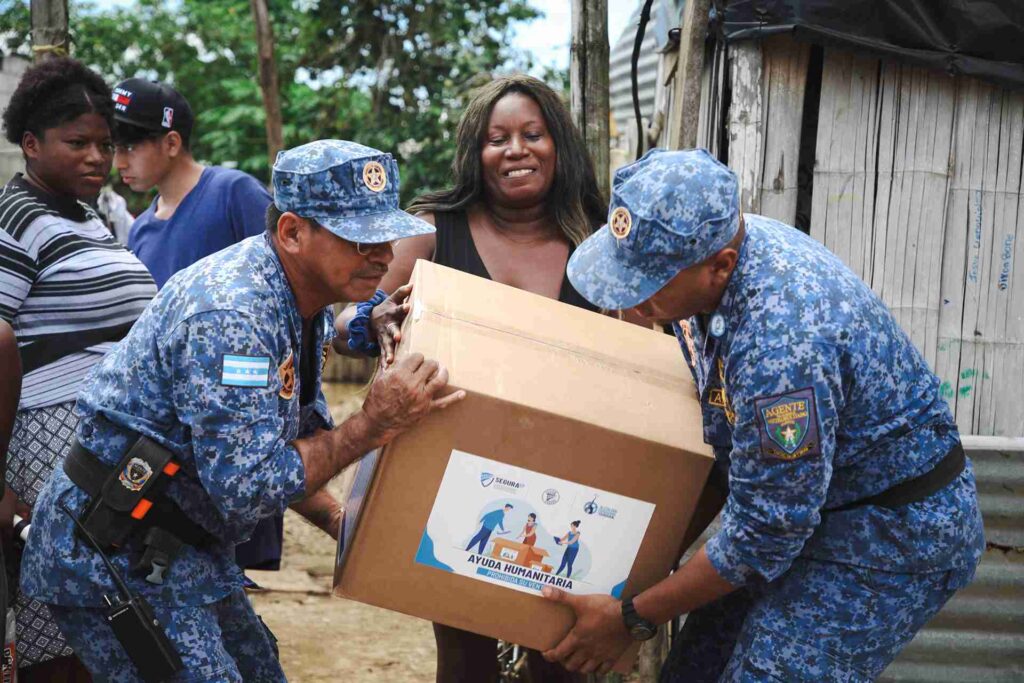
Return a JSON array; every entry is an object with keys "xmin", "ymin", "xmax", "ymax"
[
  {"xmin": 542, "ymin": 488, "xmax": 560, "ymax": 504},
  {"xmin": 583, "ymin": 495, "xmax": 618, "ymax": 519}
]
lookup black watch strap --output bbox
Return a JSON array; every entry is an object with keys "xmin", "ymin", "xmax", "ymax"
[{"xmin": 621, "ymin": 596, "xmax": 657, "ymax": 641}]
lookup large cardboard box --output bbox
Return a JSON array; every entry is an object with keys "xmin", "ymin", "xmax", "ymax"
[{"xmin": 333, "ymin": 260, "xmax": 713, "ymax": 670}]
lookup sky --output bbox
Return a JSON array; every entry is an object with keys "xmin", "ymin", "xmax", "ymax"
[
  {"xmin": 517, "ymin": 0, "xmax": 639, "ymax": 72},
  {"xmin": 92, "ymin": 0, "xmax": 640, "ymax": 73}
]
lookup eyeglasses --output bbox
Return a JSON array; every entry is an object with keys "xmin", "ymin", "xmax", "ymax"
[{"xmin": 356, "ymin": 240, "xmax": 399, "ymax": 256}]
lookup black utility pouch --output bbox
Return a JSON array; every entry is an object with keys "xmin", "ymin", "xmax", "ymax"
[{"xmin": 77, "ymin": 436, "xmax": 175, "ymax": 548}]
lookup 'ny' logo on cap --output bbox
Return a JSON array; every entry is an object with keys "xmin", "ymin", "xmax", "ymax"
[
  {"xmin": 610, "ymin": 207, "xmax": 632, "ymax": 240},
  {"xmin": 362, "ymin": 161, "xmax": 387, "ymax": 192}
]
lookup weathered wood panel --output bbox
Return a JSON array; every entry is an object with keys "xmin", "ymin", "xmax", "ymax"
[
  {"xmin": 727, "ymin": 42, "xmax": 763, "ymax": 213},
  {"xmin": 727, "ymin": 36, "xmax": 809, "ymax": 224},
  {"xmin": 758, "ymin": 38, "xmax": 810, "ymax": 223},
  {"xmin": 810, "ymin": 44, "xmax": 1023, "ymax": 435}
]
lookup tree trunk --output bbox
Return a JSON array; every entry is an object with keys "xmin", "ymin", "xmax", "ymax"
[
  {"xmin": 30, "ymin": 0, "xmax": 68, "ymax": 62},
  {"xmin": 249, "ymin": 0, "xmax": 284, "ymax": 168},
  {"xmin": 570, "ymin": 0, "xmax": 610, "ymax": 203},
  {"xmin": 667, "ymin": 0, "xmax": 711, "ymax": 150}
]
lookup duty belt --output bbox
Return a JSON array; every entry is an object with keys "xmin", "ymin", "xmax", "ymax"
[
  {"xmin": 826, "ymin": 441, "xmax": 966, "ymax": 513},
  {"xmin": 64, "ymin": 436, "xmax": 215, "ymax": 585}
]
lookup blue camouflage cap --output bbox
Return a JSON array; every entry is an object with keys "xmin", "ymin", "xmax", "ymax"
[
  {"xmin": 567, "ymin": 148, "xmax": 740, "ymax": 310},
  {"xmin": 272, "ymin": 139, "xmax": 434, "ymax": 243}
]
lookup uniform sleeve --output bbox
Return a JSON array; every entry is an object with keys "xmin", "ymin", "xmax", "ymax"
[
  {"xmin": 228, "ymin": 174, "xmax": 272, "ymax": 242},
  {"xmin": 0, "ymin": 230, "xmax": 36, "ymax": 324},
  {"xmin": 704, "ymin": 340, "xmax": 844, "ymax": 586},
  {"xmin": 170, "ymin": 310, "xmax": 306, "ymax": 526}
]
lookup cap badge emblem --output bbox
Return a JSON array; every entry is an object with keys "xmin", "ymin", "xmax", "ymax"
[
  {"xmin": 363, "ymin": 161, "xmax": 387, "ymax": 193},
  {"xmin": 162, "ymin": 107, "xmax": 174, "ymax": 129},
  {"xmin": 610, "ymin": 206, "xmax": 632, "ymax": 240}
]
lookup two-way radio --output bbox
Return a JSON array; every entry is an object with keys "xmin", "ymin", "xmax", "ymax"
[{"xmin": 59, "ymin": 503, "xmax": 183, "ymax": 683}]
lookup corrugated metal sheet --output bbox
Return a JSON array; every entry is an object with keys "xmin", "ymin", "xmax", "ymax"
[
  {"xmin": 609, "ymin": 0, "xmax": 684, "ymax": 142},
  {"xmin": 881, "ymin": 436, "xmax": 1024, "ymax": 682}
]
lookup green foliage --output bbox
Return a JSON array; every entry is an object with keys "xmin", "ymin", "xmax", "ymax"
[{"xmin": 0, "ymin": 0, "xmax": 545, "ymax": 204}]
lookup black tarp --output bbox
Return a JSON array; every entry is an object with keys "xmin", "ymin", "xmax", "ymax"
[{"xmin": 716, "ymin": 0, "xmax": 1024, "ymax": 90}]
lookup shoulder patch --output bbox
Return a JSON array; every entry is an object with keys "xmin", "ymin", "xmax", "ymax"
[
  {"xmin": 221, "ymin": 354, "xmax": 271, "ymax": 388},
  {"xmin": 278, "ymin": 351, "xmax": 296, "ymax": 399},
  {"xmin": 754, "ymin": 387, "xmax": 820, "ymax": 460}
]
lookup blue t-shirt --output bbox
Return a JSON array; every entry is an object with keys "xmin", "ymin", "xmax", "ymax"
[{"xmin": 128, "ymin": 166, "xmax": 271, "ymax": 288}]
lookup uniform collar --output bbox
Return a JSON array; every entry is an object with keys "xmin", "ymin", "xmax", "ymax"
[
  {"xmin": 255, "ymin": 233, "xmax": 305, "ymax": 344},
  {"xmin": 705, "ymin": 219, "xmax": 751, "ymax": 348}
]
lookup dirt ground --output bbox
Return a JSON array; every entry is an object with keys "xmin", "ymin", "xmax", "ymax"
[{"xmin": 249, "ymin": 382, "xmax": 439, "ymax": 682}]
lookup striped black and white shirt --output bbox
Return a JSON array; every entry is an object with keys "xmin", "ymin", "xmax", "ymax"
[{"xmin": 0, "ymin": 175, "xmax": 156, "ymax": 410}]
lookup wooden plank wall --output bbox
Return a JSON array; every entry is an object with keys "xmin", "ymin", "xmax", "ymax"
[
  {"xmin": 726, "ymin": 36, "xmax": 810, "ymax": 223},
  {"xmin": 808, "ymin": 47, "xmax": 1024, "ymax": 436},
  {"xmin": 722, "ymin": 35, "xmax": 1023, "ymax": 435}
]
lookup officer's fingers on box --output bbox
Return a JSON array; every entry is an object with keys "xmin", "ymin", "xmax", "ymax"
[
  {"xmin": 391, "ymin": 351, "xmax": 425, "ymax": 376},
  {"xmin": 542, "ymin": 629, "xmax": 580, "ymax": 665},
  {"xmin": 414, "ymin": 357, "xmax": 440, "ymax": 384},
  {"xmin": 390, "ymin": 283, "xmax": 413, "ymax": 305}
]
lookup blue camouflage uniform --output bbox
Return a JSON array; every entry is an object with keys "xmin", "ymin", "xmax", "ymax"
[
  {"xmin": 567, "ymin": 149, "xmax": 984, "ymax": 682},
  {"xmin": 21, "ymin": 140, "xmax": 434, "ymax": 682}
]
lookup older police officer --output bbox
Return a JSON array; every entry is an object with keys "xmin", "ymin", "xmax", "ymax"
[
  {"xmin": 20, "ymin": 140, "xmax": 463, "ymax": 681},
  {"xmin": 540, "ymin": 149, "xmax": 984, "ymax": 681}
]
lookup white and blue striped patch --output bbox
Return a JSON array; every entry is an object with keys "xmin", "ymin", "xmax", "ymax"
[{"xmin": 221, "ymin": 354, "xmax": 271, "ymax": 388}]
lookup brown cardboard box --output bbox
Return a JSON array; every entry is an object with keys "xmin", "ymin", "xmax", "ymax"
[{"xmin": 333, "ymin": 260, "xmax": 713, "ymax": 671}]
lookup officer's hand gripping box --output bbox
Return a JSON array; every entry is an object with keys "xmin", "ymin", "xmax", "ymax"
[{"xmin": 333, "ymin": 260, "xmax": 713, "ymax": 672}]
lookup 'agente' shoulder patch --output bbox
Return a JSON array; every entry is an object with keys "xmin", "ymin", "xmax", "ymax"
[{"xmin": 754, "ymin": 387, "xmax": 821, "ymax": 460}]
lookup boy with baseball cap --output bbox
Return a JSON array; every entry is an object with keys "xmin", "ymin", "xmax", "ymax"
[{"xmin": 112, "ymin": 77, "xmax": 281, "ymax": 573}]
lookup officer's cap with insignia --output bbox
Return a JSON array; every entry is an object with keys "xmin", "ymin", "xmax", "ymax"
[
  {"xmin": 272, "ymin": 139, "xmax": 435, "ymax": 244},
  {"xmin": 567, "ymin": 148, "xmax": 740, "ymax": 310}
]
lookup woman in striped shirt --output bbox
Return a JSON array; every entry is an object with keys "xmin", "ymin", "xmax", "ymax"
[{"xmin": 0, "ymin": 56, "xmax": 156, "ymax": 681}]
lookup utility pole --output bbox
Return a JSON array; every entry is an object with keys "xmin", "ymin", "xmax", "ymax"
[
  {"xmin": 250, "ymin": 0, "xmax": 284, "ymax": 167},
  {"xmin": 570, "ymin": 0, "xmax": 610, "ymax": 203},
  {"xmin": 30, "ymin": 0, "xmax": 69, "ymax": 62}
]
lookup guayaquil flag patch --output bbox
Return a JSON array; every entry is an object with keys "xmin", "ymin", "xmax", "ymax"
[
  {"xmin": 221, "ymin": 354, "xmax": 271, "ymax": 388},
  {"xmin": 754, "ymin": 387, "xmax": 821, "ymax": 460}
]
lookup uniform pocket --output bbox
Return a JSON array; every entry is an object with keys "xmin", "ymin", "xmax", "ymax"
[{"xmin": 728, "ymin": 624, "xmax": 872, "ymax": 683}]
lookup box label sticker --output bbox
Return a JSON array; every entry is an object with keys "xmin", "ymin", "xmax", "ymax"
[{"xmin": 415, "ymin": 450, "xmax": 656, "ymax": 598}]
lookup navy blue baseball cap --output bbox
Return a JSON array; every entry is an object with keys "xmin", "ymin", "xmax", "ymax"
[
  {"xmin": 272, "ymin": 139, "xmax": 435, "ymax": 244},
  {"xmin": 112, "ymin": 78, "xmax": 194, "ymax": 143},
  {"xmin": 567, "ymin": 148, "xmax": 740, "ymax": 310}
]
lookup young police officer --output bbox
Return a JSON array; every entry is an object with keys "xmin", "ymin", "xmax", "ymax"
[
  {"xmin": 541, "ymin": 149, "xmax": 984, "ymax": 681},
  {"xmin": 112, "ymin": 78, "xmax": 285, "ymax": 574},
  {"xmin": 20, "ymin": 140, "xmax": 463, "ymax": 681}
]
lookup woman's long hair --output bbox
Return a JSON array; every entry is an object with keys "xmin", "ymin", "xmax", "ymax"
[{"xmin": 407, "ymin": 74, "xmax": 606, "ymax": 246}]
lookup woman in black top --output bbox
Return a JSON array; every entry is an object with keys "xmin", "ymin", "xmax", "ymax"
[{"xmin": 336, "ymin": 74, "xmax": 606, "ymax": 683}]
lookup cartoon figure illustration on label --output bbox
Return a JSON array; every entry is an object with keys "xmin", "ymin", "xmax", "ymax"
[
  {"xmin": 554, "ymin": 521, "xmax": 582, "ymax": 577},
  {"xmin": 465, "ymin": 503, "xmax": 513, "ymax": 554}
]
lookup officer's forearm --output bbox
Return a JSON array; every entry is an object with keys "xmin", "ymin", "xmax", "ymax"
[
  {"xmin": 631, "ymin": 545, "xmax": 737, "ymax": 626},
  {"xmin": 292, "ymin": 409, "xmax": 383, "ymax": 495},
  {"xmin": 290, "ymin": 488, "xmax": 344, "ymax": 539}
]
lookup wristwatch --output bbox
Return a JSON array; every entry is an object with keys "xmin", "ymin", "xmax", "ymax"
[{"xmin": 621, "ymin": 596, "xmax": 657, "ymax": 641}]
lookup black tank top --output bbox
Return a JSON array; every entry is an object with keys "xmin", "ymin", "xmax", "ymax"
[{"xmin": 431, "ymin": 210, "xmax": 598, "ymax": 313}]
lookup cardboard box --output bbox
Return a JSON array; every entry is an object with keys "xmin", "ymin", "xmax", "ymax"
[{"xmin": 333, "ymin": 260, "xmax": 713, "ymax": 671}]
